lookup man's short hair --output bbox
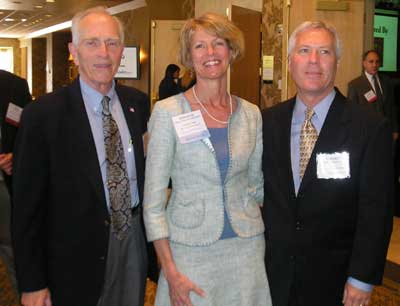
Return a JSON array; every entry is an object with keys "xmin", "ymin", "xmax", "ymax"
[
  {"xmin": 288, "ymin": 21, "xmax": 341, "ymax": 60},
  {"xmin": 71, "ymin": 6, "xmax": 125, "ymax": 46},
  {"xmin": 363, "ymin": 49, "xmax": 380, "ymax": 61}
]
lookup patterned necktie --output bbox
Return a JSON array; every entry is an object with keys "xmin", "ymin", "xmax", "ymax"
[
  {"xmin": 299, "ymin": 108, "xmax": 318, "ymax": 179},
  {"xmin": 372, "ymin": 75, "xmax": 384, "ymax": 113},
  {"xmin": 102, "ymin": 96, "xmax": 132, "ymax": 240}
]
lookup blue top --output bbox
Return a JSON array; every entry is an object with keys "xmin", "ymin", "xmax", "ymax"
[
  {"xmin": 209, "ymin": 128, "xmax": 237, "ymax": 239},
  {"xmin": 80, "ymin": 78, "xmax": 139, "ymax": 209},
  {"xmin": 290, "ymin": 89, "xmax": 372, "ymax": 292}
]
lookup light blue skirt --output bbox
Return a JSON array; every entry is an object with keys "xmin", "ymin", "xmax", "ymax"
[{"xmin": 154, "ymin": 235, "xmax": 272, "ymax": 306}]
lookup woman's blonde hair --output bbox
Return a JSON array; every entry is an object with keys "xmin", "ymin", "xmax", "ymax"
[{"xmin": 178, "ymin": 12, "xmax": 244, "ymax": 68}]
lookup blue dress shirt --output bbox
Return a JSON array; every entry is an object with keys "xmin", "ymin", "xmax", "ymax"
[
  {"xmin": 80, "ymin": 78, "xmax": 139, "ymax": 209},
  {"xmin": 290, "ymin": 89, "xmax": 372, "ymax": 292}
]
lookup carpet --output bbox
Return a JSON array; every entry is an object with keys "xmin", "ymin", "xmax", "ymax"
[
  {"xmin": 0, "ymin": 255, "xmax": 19, "ymax": 306},
  {"xmin": 371, "ymin": 277, "xmax": 400, "ymax": 306}
]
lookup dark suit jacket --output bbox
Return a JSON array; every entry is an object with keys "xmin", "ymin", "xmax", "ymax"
[
  {"xmin": 12, "ymin": 78, "xmax": 149, "ymax": 306},
  {"xmin": 262, "ymin": 90, "xmax": 393, "ymax": 306},
  {"xmin": 0, "ymin": 69, "xmax": 31, "ymax": 192},
  {"xmin": 348, "ymin": 73, "xmax": 398, "ymax": 133}
]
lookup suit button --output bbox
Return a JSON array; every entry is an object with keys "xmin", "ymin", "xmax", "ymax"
[
  {"xmin": 295, "ymin": 221, "xmax": 302, "ymax": 230},
  {"xmin": 297, "ymin": 193, "xmax": 304, "ymax": 199},
  {"xmin": 290, "ymin": 255, "xmax": 295, "ymax": 261},
  {"xmin": 100, "ymin": 256, "xmax": 105, "ymax": 260}
]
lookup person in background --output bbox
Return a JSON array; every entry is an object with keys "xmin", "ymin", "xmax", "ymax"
[
  {"xmin": 144, "ymin": 12, "xmax": 271, "ymax": 306},
  {"xmin": 347, "ymin": 50, "xmax": 398, "ymax": 141},
  {"xmin": 159, "ymin": 64, "xmax": 181, "ymax": 100},
  {"xmin": 262, "ymin": 21, "xmax": 393, "ymax": 306},
  {"xmin": 12, "ymin": 7, "xmax": 148, "ymax": 306},
  {"xmin": 0, "ymin": 69, "xmax": 31, "ymax": 196}
]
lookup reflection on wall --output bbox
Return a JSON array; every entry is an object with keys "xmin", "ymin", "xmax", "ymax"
[
  {"xmin": 52, "ymin": 31, "xmax": 71, "ymax": 91},
  {"xmin": 32, "ymin": 38, "xmax": 47, "ymax": 99},
  {"xmin": 261, "ymin": 0, "xmax": 283, "ymax": 109}
]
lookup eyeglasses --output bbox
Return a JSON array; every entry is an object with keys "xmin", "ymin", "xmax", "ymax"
[{"xmin": 81, "ymin": 38, "xmax": 122, "ymax": 50}]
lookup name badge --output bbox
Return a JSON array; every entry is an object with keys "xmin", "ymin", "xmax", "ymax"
[
  {"xmin": 316, "ymin": 152, "xmax": 350, "ymax": 179},
  {"xmin": 5, "ymin": 103, "xmax": 23, "ymax": 127},
  {"xmin": 172, "ymin": 110, "xmax": 210, "ymax": 144},
  {"xmin": 364, "ymin": 90, "xmax": 377, "ymax": 103}
]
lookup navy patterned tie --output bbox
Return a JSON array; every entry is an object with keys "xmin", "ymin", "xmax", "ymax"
[
  {"xmin": 299, "ymin": 108, "xmax": 318, "ymax": 179},
  {"xmin": 102, "ymin": 96, "xmax": 131, "ymax": 240}
]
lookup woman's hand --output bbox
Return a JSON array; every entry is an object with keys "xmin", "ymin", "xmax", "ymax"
[{"xmin": 165, "ymin": 268, "xmax": 205, "ymax": 306}]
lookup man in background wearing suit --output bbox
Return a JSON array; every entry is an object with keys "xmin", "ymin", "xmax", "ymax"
[
  {"xmin": 0, "ymin": 69, "xmax": 31, "ymax": 194},
  {"xmin": 262, "ymin": 21, "xmax": 393, "ymax": 306},
  {"xmin": 347, "ymin": 50, "xmax": 398, "ymax": 141},
  {"xmin": 12, "ymin": 7, "xmax": 148, "ymax": 306}
]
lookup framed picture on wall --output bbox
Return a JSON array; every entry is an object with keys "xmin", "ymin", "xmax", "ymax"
[{"xmin": 115, "ymin": 46, "xmax": 140, "ymax": 79}]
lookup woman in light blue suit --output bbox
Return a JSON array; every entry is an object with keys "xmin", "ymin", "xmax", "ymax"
[{"xmin": 143, "ymin": 13, "xmax": 271, "ymax": 306}]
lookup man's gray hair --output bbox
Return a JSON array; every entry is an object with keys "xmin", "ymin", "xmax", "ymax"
[
  {"xmin": 71, "ymin": 6, "xmax": 125, "ymax": 46},
  {"xmin": 288, "ymin": 21, "xmax": 341, "ymax": 59}
]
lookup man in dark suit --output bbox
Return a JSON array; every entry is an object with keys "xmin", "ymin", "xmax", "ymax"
[
  {"xmin": 262, "ymin": 21, "xmax": 393, "ymax": 306},
  {"xmin": 0, "ymin": 69, "xmax": 31, "ymax": 194},
  {"xmin": 347, "ymin": 50, "xmax": 398, "ymax": 141},
  {"xmin": 12, "ymin": 7, "xmax": 148, "ymax": 306}
]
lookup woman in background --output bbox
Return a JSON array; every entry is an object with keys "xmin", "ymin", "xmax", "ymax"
[
  {"xmin": 144, "ymin": 13, "xmax": 271, "ymax": 306},
  {"xmin": 158, "ymin": 64, "xmax": 181, "ymax": 100}
]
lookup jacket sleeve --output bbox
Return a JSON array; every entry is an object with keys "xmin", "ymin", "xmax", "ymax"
[
  {"xmin": 12, "ymin": 103, "xmax": 49, "ymax": 292},
  {"xmin": 348, "ymin": 116, "xmax": 393, "ymax": 284},
  {"xmin": 347, "ymin": 82, "xmax": 359, "ymax": 104},
  {"xmin": 143, "ymin": 102, "xmax": 175, "ymax": 242}
]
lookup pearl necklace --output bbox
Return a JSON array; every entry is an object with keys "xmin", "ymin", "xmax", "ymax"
[{"xmin": 192, "ymin": 85, "xmax": 232, "ymax": 124}]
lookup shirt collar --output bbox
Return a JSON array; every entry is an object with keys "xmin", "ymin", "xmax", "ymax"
[
  {"xmin": 293, "ymin": 89, "xmax": 336, "ymax": 126},
  {"xmin": 79, "ymin": 77, "xmax": 116, "ymax": 114},
  {"xmin": 364, "ymin": 71, "xmax": 377, "ymax": 82}
]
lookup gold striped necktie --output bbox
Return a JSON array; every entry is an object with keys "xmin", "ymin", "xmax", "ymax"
[{"xmin": 299, "ymin": 107, "xmax": 318, "ymax": 179}]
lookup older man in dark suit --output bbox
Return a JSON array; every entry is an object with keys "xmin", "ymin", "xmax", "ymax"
[
  {"xmin": 12, "ymin": 7, "xmax": 148, "ymax": 306},
  {"xmin": 347, "ymin": 50, "xmax": 398, "ymax": 141},
  {"xmin": 262, "ymin": 21, "xmax": 393, "ymax": 306}
]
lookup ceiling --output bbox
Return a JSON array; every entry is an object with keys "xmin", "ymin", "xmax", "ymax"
[{"xmin": 0, "ymin": 0, "xmax": 133, "ymax": 38}]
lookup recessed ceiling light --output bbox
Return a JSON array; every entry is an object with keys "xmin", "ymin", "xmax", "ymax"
[
  {"xmin": 34, "ymin": 5, "xmax": 43, "ymax": 9},
  {"xmin": 45, "ymin": 14, "xmax": 52, "ymax": 17},
  {"xmin": 46, "ymin": 0, "xmax": 55, "ymax": 2},
  {"xmin": 21, "ymin": 18, "xmax": 27, "ymax": 22},
  {"xmin": 5, "ymin": 18, "xmax": 15, "ymax": 22}
]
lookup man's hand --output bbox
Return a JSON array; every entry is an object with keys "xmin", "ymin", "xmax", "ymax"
[
  {"xmin": 393, "ymin": 132, "xmax": 399, "ymax": 141},
  {"xmin": 21, "ymin": 288, "xmax": 52, "ymax": 306},
  {"xmin": 0, "ymin": 153, "xmax": 12, "ymax": 175},
  {"xmin": 342, "ymin": 282, "xmax": 371, "ymax": 306}
]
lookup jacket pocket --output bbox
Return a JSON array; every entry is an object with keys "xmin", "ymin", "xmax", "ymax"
[{"xmin": 169, "ymin": 194, "xmax": 206, "ymax": 229}]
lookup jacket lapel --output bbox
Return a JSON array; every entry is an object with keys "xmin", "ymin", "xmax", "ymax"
[
  {"xmin": 299, "ymin": 91, "xmax": 351, "ymax": 193},
  {"xmin": 275, "ymin": 98, "xmax": 296, "ymax": 200}
]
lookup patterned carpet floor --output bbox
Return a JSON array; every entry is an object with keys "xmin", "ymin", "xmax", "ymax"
[{"xmin": 0, "ymin": 255, "xmax": 19, "ymax": 306}]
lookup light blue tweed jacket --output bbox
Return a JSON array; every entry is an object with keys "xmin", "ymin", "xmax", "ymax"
[{"xmin": 143, "ymin": 93, "xmax": 264, "ymax": 246}]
